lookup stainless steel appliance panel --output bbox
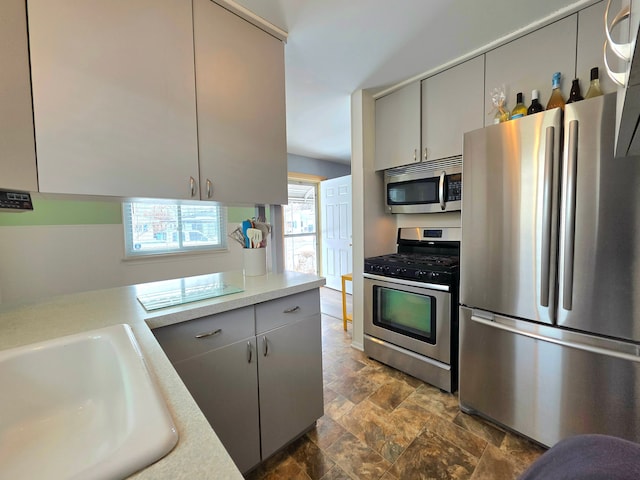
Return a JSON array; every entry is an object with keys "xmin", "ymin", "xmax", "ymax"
[
  {"xmin": 384, "ymin": 157, "xmax": 462, "ymax": 214},
  {"xmin": 459, "ymin": 307, "xmax": 640, "ymax": 447},
  {"xmin": 557, "ymin": 94, "xmax": 640, "ymax": 342},
  {"xmin": 364, "ymin": 274, "xmax": 451, "ymax": 364},
  {"xmin": 461, "ymin": 109, "xmax": 562, "ymax": 324},
  {"xmin": 364, "ymin": 335, "xmax": 452, "ymax": 392}
]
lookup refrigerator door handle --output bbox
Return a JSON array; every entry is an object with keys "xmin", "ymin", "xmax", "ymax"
[
  {"xmin": 540, "ymin": 126, "xmax": 555, "ymax": 308},
  {"xmin": 439, "ymin": 171, "xmax": 446, "ymax": 210},
  {"xmin": 469, "ymin": 314, "xmax": 640, "ymax": 363},
  {"xmin": 562, "ymin": 120, "xmax": 579, "ymax": 310}
]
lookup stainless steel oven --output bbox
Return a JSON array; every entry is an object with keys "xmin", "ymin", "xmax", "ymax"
[
  {"xmin": 363, "ymin": 227, "xmax": 460, "ymax": 392},
  {"xmin": 384, "ymin": 156, "xmax": 462, "ymax": 214}
]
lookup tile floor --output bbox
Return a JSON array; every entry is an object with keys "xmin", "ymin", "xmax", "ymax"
[{"xmin": 245, "ymin": 288, "xmax": 546, "ymax": 480}]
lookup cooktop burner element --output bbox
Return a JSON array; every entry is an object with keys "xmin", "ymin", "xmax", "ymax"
[{"xmin": 364, "ymin": 227, "xmax": 460, "ymax": 285}]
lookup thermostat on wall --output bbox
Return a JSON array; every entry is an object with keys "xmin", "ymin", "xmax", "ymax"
[{"xmin": 0, "ymin": 189, "xmax": 34, "ymax": 212}]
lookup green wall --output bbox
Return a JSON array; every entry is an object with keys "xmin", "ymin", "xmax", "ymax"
[{"xmin": 0, "ymin": 195, "xmax": 260, "ymax": 227}]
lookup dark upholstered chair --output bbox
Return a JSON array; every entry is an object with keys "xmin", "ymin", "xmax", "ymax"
[{"xmin": 519, "ymin": 434, "xmax": 640, "ymax": 480}]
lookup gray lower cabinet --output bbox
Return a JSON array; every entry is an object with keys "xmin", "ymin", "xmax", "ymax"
[
  {"xmin": 153, "ymin": 289, "xmax": 323, "ymax": 473},
  {"xmin": 257, "ymin": 315, "xmax": 324, "ymax": 459},
  {"xmin": 173, "ymin": 338, "xmax": 260, "ymax": 473}
]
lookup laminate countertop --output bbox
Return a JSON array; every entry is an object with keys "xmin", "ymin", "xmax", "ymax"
[{"xmin": 0, "ymin": 270, "xmax": 326, "ymax": 479}]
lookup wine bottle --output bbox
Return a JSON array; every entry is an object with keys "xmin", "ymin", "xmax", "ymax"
[
  {"xmin": 584, "ymin": 67, "xmax": 603, "ymax": 99},
  {"xmin": 511, "ymin": 92, "xmax": 527, "ymax": 119},
  {"xmin": 546, "ymin": 72, "xmax": 566, "ymax": 111},
  {"xmin": 527, "ymin": 90, "xmax": 544, "ymax": 114},
  {"xmin": 566, "ymin": 79, "xmax": 583, "ymax": 103}
]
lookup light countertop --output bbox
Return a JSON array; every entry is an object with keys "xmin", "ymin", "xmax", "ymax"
[{"xmin": 0, "ymin": 270, "xmax": 325, "ymax": 479}]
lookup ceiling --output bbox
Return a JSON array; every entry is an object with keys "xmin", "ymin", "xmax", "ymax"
[{"xmin": 233, "ymin": 0, "xmax": 594, "ymax": 164}]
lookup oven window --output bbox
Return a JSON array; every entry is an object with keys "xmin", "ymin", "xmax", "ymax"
[
  {"xmin": 373, "ymin": 286, "xmax": 436, "ymax": 344},
  {"xmin": 387, "ymin": 178, "xmax": 438, "ymax": 205}
]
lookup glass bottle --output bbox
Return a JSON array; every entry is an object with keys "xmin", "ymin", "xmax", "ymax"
[
  {"xmin": 511, "ymin": 92, "xmax": 527, "ymax": 119},
  {"xmin": 527, "ymin": 90, "xmax": 544, "ymax": 114},
  {"xmin": 566, "ymin": 79, "xmax": 583, "ymax": 103},
  {"xmin": 584, "ymin": 67, "xmax": 603, "ymax": 99},
  {"xmin": 546, "ymin": 72, "xmax": 566, "ymax": 111},
  {"xmin": 493, "ymin": 106, "xmax": 510, "ymax": 124}
]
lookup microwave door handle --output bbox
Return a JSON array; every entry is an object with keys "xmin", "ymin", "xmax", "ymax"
[{"xmin": 439, "ymin": 171, "xmax": 446, "ymax": 210}]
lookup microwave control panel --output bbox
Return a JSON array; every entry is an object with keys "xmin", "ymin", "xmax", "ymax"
[
  {"xmin": 447, "ymin": 173, "xmax": 462, "ymax": 202},
  {"xmin": 0, "ymin": 190, "xmax": 34, "ymax": 212}
]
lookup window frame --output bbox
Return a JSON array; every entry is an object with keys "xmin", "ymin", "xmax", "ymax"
[{"xmin": 122, "ymin": 201, "xmax": 227, "ymax": 258}]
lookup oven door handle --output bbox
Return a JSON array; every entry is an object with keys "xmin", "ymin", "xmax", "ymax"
[{"xmin": 363, "ymin": 273, "xmax": 450, "ymax": 292}]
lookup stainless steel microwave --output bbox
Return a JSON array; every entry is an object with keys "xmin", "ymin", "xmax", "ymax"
[{"xmin": 384, "ymin": 156, "xmax": 462, "ymax": 214}]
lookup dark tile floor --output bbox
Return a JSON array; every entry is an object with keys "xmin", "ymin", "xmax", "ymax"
[{"xmin": 245, "ymin": 288, "xmax": 545, "ymax": 480}]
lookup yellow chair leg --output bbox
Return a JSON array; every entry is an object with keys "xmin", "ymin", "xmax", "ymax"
[{"xmin": 341, "ymin": 273, "xmax": 353, "ymax": 331}]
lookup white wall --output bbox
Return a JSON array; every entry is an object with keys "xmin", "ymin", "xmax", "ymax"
[
  {"xmin": 0, "ymin": 223, "xmax": 245, "ymax": 304},
  {"xmin": 351, "ymin": 89, "xmax": 397, "ymax": 350}
]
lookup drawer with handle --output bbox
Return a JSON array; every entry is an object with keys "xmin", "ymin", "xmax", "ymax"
[
  {"xmin": 153, "ymin": 306, "xmax": 255, "ymax": 364},
  {"xmin": 255, "ymin": 289, "xmax": 320, "ymax": 334}
]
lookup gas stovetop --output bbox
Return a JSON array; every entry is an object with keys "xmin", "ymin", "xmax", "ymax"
[
  {"xmin": 364, "ymin": 252, "xmax": 459, "ymax": 284},
  {"xmin": 364, "ymin": 227, "xmax": 460, "ymax": 285}
]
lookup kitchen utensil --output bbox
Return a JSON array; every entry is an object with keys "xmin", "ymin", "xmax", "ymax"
[
  {"xmin": 246, "ymin": 228, "xmax": 262, "ymax": 248},
  {"xmin": 254, "ymin": 222, "xmax": 270, "ymax": 247},
  {"xmin": 242, "ymin": 220, "xmax": 252, "ymax": 248}
]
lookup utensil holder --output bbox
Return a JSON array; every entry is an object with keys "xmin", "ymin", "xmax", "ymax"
[{"xmin": 244, "ymin": 248, "xmax": 267, "ymax": 276}]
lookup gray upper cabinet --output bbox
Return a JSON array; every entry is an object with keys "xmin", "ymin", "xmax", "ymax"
[
  {"xmin": 0, "ymin": 0, "xmax": 37, "ymax": 192},
  {"xmin": 484, "ymin": 15, "xmax": 578, "ymax": 126},
  {"xmin": 421, "ymin": 56, "xmax": 484, "ymax": 161},
  {"xmin": 194, "ymin": 0, "xmax": 288, "ymax": 205},
  {"xmin": 28, "ymin": 0, "xmax": 200, "ymax": 199},
  {"xmin": 374, "ymin": 82, "xmax": 421, "ymax": 171}
]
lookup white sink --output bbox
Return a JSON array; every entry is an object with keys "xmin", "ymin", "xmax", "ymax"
[{"xmin": 0, "ymin": 324, "xmax": 178, "ymax": 480}]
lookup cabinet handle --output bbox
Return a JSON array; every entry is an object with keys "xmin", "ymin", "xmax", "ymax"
[
  {"xmin": 413, "ymin": 149, "xmax": 417, "ymax": 162},
  {"xmin": 263, "ymin": 336, "xmax": 269, "ymax": 356},
  {"xmin": 195, "ymin": 328, "xmax": 222, "ymax": 339},
  {"xmin": 189, "ymin": 176, "xmax": 197, "ymax": 197},
  {"xmin": 424, "ymin": 148, "xmax": 428, "ymax": 161},
  {"xmin": 247, "ymin": 341, "xmax": 253, "ymax": 363},
  {"xmin": 206, "ymin": 179, "xmax": 213, "ymax": 198},
  {"xmin": 283, "ymin": 305, "xmax": 300, "ymax": 313}
]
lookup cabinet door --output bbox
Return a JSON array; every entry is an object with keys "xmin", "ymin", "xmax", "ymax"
[
  {"xmin": 374, "ymin": 82, "xmax": 421, "ymax": 170},
  {"xmin": 577, "ymin": 0, "xmax": 624, "ymax": 97},
  {"xmin": 28, "ymin": 0, "xmax": 199, "ymax": 199},
  {"xmin": 0, "ymin": 0, "xmax": 37, "ymax": 192},
  {"xmin": 258, "ymin": 315, "xmax": 324, "ymax": 459},
  {"xmin": 194, "ymin": 0, "xmax": 287, "ymax": 205},
  {"xmin": 174, "ymin": 338, "xmax": 261, "ymax": 474},
  {"xmin": 422, "ymin": 56, "xmax": 484, "ymax": 160},
  {"xmin": 484, "ymin": 15, "xmax": 578, "ymax": 126}
]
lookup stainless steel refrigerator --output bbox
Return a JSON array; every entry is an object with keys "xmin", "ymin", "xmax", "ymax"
[{"xmin": 459, "ymin": 93, "xmax": 640, "ymax": 447}]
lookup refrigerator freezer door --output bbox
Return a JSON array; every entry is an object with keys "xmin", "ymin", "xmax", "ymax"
[
  {"xmin": 461, "ymin": 109, "xmax": 562, "ymax": 324},
  {"xmin": 459, "ymin": 306, "xmax": 640, "ymax": 447},
  {"xmin": 558, "ymin": 94, "xmax": 640, "ymax": 342}
]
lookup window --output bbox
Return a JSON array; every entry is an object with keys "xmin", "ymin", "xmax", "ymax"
[
  {"xmin": 283, "ymin": 177, "xmax": 319, "ymax": 274},
  {"xmin": 123, "ymin": 201, "xmax": 226, "ymax": 257}
]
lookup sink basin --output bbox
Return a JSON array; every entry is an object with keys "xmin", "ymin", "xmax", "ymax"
[{"xmin": 0, "ymin": 324, "xmax": 178, "ymax": 480}]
